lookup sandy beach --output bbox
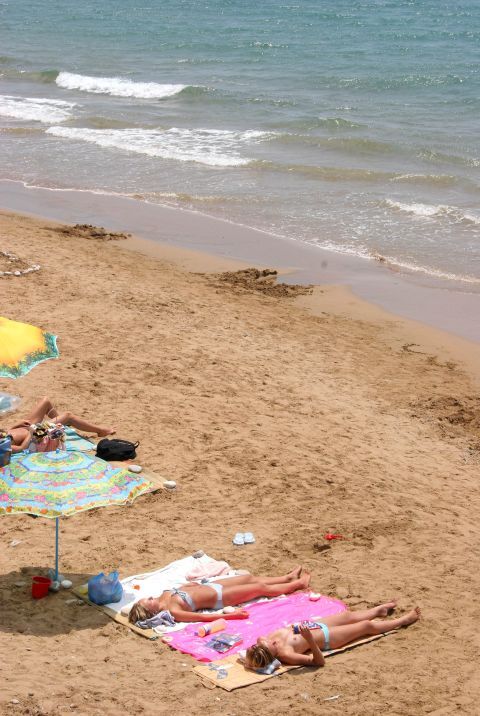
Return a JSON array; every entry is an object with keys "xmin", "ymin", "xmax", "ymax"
[{"xmin": 1, "ymin": 209, "xmax": 480, "ymax": 715}]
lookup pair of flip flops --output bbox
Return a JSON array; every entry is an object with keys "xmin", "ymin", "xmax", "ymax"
[{"xmin": 232, "ymin": 532, "xmax": 255, "ymax": 545}]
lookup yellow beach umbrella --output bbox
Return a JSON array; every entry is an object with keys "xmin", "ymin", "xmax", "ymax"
[{"xmin": 0, "ymin": 316, "xmax": 59, "ymax": 379}]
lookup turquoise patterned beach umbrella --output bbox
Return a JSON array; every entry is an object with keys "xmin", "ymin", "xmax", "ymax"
[{"xmin": 0, "ymin": 451, "xmax": 152, "ymax": 579}]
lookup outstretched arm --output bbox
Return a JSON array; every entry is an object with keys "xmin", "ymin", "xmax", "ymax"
[{"xmin": 170, "ymin": 607, "xmax": 249, "ymax": 623}]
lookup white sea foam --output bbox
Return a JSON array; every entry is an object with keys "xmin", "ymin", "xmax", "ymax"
[
  {"xmin": 317, "ymin": 240, "xmax": 480, "ymax": 284},
  {"xmin": 385, "ymin": 199, "xmax": 480, "ymax": 225},
  {"xmin": 56, "ymin": 72, "xmax": 186, "ymax": 99},
  {"xmin": 45, "ymin": 126, "xmax": 272, "ymax": 166},
  {"xmin": 0, "ymin": 95, "xmax": 75, "ymax": 123}
]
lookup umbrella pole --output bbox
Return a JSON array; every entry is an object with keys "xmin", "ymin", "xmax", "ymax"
[{"xmin": 54, "ymin": 517, "xmax": 59, "ymax": 582}]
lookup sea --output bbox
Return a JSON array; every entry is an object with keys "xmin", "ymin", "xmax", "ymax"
[{"xmin": 1, "ymin": 0, "xmax": 479, "ymax": 289}]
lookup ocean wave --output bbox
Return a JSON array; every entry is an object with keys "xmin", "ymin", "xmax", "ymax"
[
  {"xmin": 130, "ymin": 191, "xmax": 246, "ymax": 206},
  {"xmin": 323, "ymin": 136, "xmax": 396, "ymax": 154},
  {"xmin": 0, "ymin": 126, "xmax": 44, "ymax": 136},
  {"xmin": 0, "ymin": 94, "xmax": 75, "ymax": 123},
  {"xmin": 271, "ymin": 116, "xmax": 365, "ymax": 132},
  {"xmin": 56, "ymin": 71, "xmax": 188, "ymax": 99},
  {"xmin": 250, "ymin": 41, "xmax": 289, "ymax": 49},
  {"xmin": 75, "ymin": 116, "xmax": 139, "ymax": 129},
  {"xmin": 384, "ymin": 199, "xmax": 480, "ymax": 225},
  {"xmin": 389, "ymin": 173, "xmax": 458, "ymax": 187},
  {"xmin": 315, "ymin": 116, "xmax": 364, "ymax": 130},
  {"xmin": 45, "ymin": 126, "xmax": 273, "ymax": 166},
  {"xmin": 337, "ymin": 73, "xmax": 467, "ymax": 90},
  {"xmin": 416, "ymin": 148, "xmax": 480, "ymax": 169},
  {"xmin": 0, "ymin": 67, "xmax": 59, "ymax": 83},
  {"xmin": 315, "ymin": 240, "xmax": 480, "ymax": 285},
  {"xmin": 254, "ymin": 160, "xmax": 395, "ymax": 182},
  {"xmin": 271, "ymin": 131, "xmax": 396, "ymax": 156}
]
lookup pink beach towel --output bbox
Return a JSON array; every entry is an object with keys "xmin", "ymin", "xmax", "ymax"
[{"xmin": 165, "ymin": 592, "xmax": 346, "ymax": 662}]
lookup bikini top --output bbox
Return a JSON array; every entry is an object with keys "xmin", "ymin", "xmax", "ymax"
[{"xmin": 168, "ymin": 587, "xmax": 196, "ymax": 611}]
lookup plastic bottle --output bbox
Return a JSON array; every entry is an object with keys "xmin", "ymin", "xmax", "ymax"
[{"xmin": 197, "ymin": 618, "xmax": 227, "ymax": 637}]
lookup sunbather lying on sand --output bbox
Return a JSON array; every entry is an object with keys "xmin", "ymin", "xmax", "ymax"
[
  {"xmin": 245, "ymin": 601, "xmax": 420, "ymax": 668},
  {"xmin": 128, "ymin": 567, "xmax": 310, "ymax": 624},
  {"xmin": 4, "ymin": 396, "xmax": 115, "ymax": 453}
]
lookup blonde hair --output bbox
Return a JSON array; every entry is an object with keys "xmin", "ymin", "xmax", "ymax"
[
  {"xmin": 128, "ymin": 600, "xmax": 155, "ymax": 624},
  {"xmin": 245, "ymin": 644, "xmax": 275, "ymax": 670}
]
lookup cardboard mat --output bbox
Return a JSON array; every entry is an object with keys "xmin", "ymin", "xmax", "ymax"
[
  {"xmin": 193, "ymin": 632, "xmax": 396, "ymax": 691},
  {"xmin": 72, "ymin": 586, "xmax": 157, "ymax": 638}
]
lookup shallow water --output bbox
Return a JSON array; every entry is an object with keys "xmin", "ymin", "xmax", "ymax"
[{"xmin": 1, "ymin": 0, "xmax": 479, "ymax": 287}]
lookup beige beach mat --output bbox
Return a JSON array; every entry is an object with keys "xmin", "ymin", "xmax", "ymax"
[{"xmin": 193, "ymin": 632, "xmax": 397, "ymax": 691}]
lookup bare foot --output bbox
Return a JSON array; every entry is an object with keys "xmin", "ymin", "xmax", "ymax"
[
  {"xmin": 287, "ymin": 566, "xmax": 303, "ymax": 581},
  {"xmin": 398, "ymin": 607, "xmax": 421, "ymax": 627},
  {"xmin": 299, "ymin": 571, "xmax": 311, "ymax": 589},
  {"xmin": 376, "ymin": 600, "xmax": 398, "ymax": 617},
  {"xmin": 97, "ymin": 427, "xmax": 116, "ymax": 437}
]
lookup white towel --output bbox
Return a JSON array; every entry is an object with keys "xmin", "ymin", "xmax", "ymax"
[{"xmin": 106, "ymin": 554, "xmax": 234, "ymax": 616}]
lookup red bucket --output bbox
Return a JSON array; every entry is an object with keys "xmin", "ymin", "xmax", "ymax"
[{"xmin": 32, "ymin": 575, "xmax": 51, "ymax": 599}]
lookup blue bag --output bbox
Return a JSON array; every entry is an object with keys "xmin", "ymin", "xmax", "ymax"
[{"xmin": 87, "ymin": 571, "xmax": 123, "ymax": 605}]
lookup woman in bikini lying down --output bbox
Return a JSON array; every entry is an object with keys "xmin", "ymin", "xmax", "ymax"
[
  {"xmin": 4, "ymin": 396, "xmax": 115, "ymax": 453},
  {"xmin": 128, "ymin": 567, "xmax": 310, "ymax": 624},
  {"xmin": 245, "ymin": 601, "xmax": 421, "ymax": 668}
]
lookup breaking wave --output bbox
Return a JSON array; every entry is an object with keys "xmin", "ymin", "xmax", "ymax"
[
  {"xmin": 0, "ymin": 94, "xmax": 75, "ymax": 123},
  {"xmin": 45, "ymin": 126, "xmax": 273, "ymax": 166},
  {"xmin": 55, "ymin": 71, "xmax": 189, "ymax": 99},
  {"xmin": 384, "ymin": 199, "xmax": 480, "ymax": 225}
]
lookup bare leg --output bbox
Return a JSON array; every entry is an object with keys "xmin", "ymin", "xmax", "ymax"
[
  {"xmin": 318, "ymin": 601, "xmax": 398, "ymax": 628},
  {"xmin": 25, "ymin": 397, "xmax": 56, "ymax": 424},
  {"xmin": 326, "ymin": 607, "xmax": 421, "ymax": 650},
  {"xmin": 209, "ymin": 566, "xmax": 303, "ymax": 588},
  {"xmin": 222, "ymin": 572, "xmax": 311, "ymax": 606},
  {"xmin": 55, "ymin": 411, "xmax": 115, "ymax": 437}
]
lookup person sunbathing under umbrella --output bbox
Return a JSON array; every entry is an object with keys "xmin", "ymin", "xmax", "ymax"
[
  {"xmin": 4, "ymin": 396, "xmax": 115, "ymax": 453},
  {"xmin": 245, "ymin": 601, "xmax": 421, "ymax": 668},
  {"xmin": 128, "ymin": 567, "xmax": 310, "ymax": 624}
]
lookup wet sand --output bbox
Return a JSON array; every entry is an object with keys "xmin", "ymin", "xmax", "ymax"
[{"xmin": 2, "ymin": 179, "xmax": 480, "ymax": 344}]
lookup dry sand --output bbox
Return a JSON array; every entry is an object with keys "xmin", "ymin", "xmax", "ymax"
[{"xmin": 0, "ymin": 210, "xmax": 479, "ymax": 715}]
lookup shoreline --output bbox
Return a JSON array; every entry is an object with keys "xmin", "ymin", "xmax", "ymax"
[
  {"xmin": 2, "ymin": 179, "xmax": 480, "ymax": 348},
  {"xmin": 1, "ymin": 210, "xmax": 480, "ymax": 714}
]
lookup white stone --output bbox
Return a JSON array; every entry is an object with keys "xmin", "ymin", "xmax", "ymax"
[
  {"xmin": 163, "ymin": 480, "xmax": 176, "ymax": 489},
  {"xmin": 61, "ymin": 579, "xmax": 73, "ymax": 589}
]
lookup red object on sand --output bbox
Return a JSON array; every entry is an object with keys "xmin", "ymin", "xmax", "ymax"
[
  {"xmin": 32, "ymin": 575, "xmax": 51, "ymax": 599},
  {"xmin": 324, "ymin": 533, "xmax": 344, "ymax": 541}
]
